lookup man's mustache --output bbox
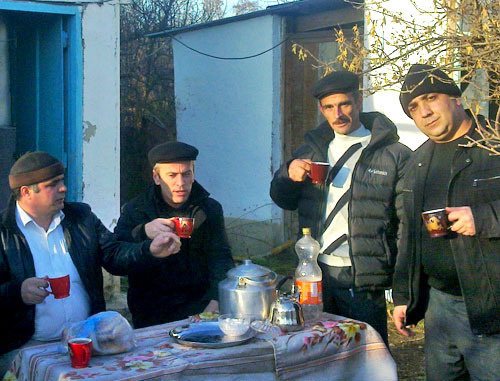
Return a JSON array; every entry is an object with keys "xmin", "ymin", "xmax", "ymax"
[{"xmin": 333, "ymin": 116, "xmax": 350, "ymax": 124}]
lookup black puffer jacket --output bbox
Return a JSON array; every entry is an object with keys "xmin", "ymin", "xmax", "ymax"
[
  {"xmin": 113, "ymin": 182, "xmax": 234, "ymax": 327},
  {"xmin": 0, "ymin": 198, "xmax": 151, "ymax": 355},
  {"xmin": 270, "ymin": 112, "xmax": 411, "ymax": 291},
  {"xmin": 393, "ymin": 115, "xmax": 500, "ymax": 335}
]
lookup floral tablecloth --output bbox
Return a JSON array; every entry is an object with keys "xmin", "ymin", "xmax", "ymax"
[{"xmin": 4, "ymin": 313, "xmax": 396, "ymax": 381}]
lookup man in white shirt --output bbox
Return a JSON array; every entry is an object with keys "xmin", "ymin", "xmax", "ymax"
[
  {"xmin": 270, "ymin": 71, "xmax": 411, "ymax": 345},
  {"xmin": 0, "ymin": 151, "xmax": 180, "ymax": 376}
]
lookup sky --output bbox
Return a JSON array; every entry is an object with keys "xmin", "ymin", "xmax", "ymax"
[{"xmin": 223, "ymin": 0, "xmax": 283, "ymax": 16}]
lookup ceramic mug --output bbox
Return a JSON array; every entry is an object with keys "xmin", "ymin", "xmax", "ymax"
[
  {"xmin": 47, "ymin": 274, "xmax": 70, "ymax": 299},
  {"xmin": 422, "ymin": 208, "xmax": 449, "ymax": 238},
  {"xmin": 68, "ymin": 338, "xmax": 92, "ymax": 368},
  {"xmin": 308, "ymin": 162, "xmax": 329, "ymax": 184}
]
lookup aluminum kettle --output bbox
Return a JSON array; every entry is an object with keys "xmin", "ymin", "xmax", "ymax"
[{"xmin": 219, "ymin": 259, "xmax": 287, "ymax": 320}]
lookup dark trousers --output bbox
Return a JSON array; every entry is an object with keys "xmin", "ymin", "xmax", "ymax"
[
  {"xmin": 320, "ymin": 263, "xmax": 388, "ymax": 346},
  {"xmin": 131, "ymin": 298, "xmax": 208, "ymax": 329},
  {"xmin": 425, "ymin": 287, "xmax": 500, "ymax": 381}
]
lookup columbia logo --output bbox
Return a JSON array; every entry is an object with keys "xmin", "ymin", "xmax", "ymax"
[{"xmin": 367, "ymin": 168, "xmax": 388, "ymax": 176}]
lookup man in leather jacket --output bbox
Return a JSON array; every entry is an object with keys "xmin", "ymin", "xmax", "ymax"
[
  {"xmin": 0, "ymin": 151, "xmax": 179, "ymax": 377},
  {"xmin": 114, "ymin": 141, "xmax": 234, "ymax": 328},
  {"xmin": 393, "ymin": 64, "xmax": 500, "ymax": 380},
  {"xmin": 270, "ymin": 71, "xmax": 411, "ymax": 345}
]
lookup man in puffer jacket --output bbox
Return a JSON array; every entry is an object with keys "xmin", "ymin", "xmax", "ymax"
[{"xmin": 270, "ymin": 71, "xmax": 411, "ymax": 345}]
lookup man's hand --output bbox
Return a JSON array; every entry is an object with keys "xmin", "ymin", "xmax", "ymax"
[
  {"xmin": 144, "ymin": 218, "xmax": 175, "ymax": 239},
  {"xmin": 150, "ymin": 232, "xmax": 181, "ymax": 258},
  {"xmin": 21, "ymin": 277, "xmax": 50, "ymax": 305},
  {"xmin": 203, "ymin": 300, "xmax": 219, "ymax": 313},
  {"xmin": 446, "ymin": 206, "xmax": 476, "ymax": 236},
  {"xmin": 288, "ymin": 159, "xmax": 312, "ymax": 182},
  {"xmin": 392, "ymin": 305, "xmax": 415, "ymax": 337}
]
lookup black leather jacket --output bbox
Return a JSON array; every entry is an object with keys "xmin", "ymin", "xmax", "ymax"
[
  {"xmin": 0, "ymin": 198, "xmax": 151, "ymax": 355},
  {"xmin": 113, "ymin": 182, "xmax": 234, "ymax": 327},
  {"xmin": 270, "ymin": 112, "xmax": 411, "ymax": 291},
  {"xmin": 393, "ymin": 114, "xmax": 500, "ymax": 335}
]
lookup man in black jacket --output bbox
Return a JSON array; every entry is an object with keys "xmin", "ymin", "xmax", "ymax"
[
  {"xmin": 0, "ymin": 151, "xmax": 179, "ymax": 376},
  {"xmin": 114, "ymin": 141, "xmax": 234, "ymax": 328},
  {"xmin": 393, "ymin": 64, "xmax": 500, "ymax": 380},
  {"xmin": 270, "ymin": 71, "xmax": 411, "ymax": 345}
]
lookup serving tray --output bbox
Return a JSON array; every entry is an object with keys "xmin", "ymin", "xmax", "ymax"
[{"xmin": 169, "ymin": 322, "xmax": 254, "ymax": 348}]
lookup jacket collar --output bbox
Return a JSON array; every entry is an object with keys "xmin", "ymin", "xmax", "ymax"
[
  {"xmin": 2, "ymin": 195, "xmax": 79, "ymax": 232},
  {"xmin": 305, "ymin": 111, "xmax": 400, "ymax": 158},
  {"xmin": 1, "ymin": 195, "xmax": 19, "ymax": 232},
  {"xmin": 133, "ymin": 180, "xmax": 210, "ymax": 214}
]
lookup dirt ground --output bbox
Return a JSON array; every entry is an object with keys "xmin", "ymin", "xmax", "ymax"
[{"xmin": 387, "ymin": 308, "xmax": 426, "ymax": 380}]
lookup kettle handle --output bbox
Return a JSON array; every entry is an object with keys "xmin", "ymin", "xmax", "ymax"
[
  {"xmin": 238, "ymin": 271, "xmax": 278, "ymax": 287},
  {"xmin": 275, "ymin": 275, "xmax": 293, "ymax": 292}
]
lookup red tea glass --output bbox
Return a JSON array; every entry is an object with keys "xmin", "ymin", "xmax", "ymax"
[{"xmin": 172, "ymin": 217, "xmax": 195, "ymax": 238}]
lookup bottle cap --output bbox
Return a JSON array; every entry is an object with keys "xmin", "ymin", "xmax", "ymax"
[{"xmin": 302, "ymin": 227, "xmax": 311, "ymax": 235}]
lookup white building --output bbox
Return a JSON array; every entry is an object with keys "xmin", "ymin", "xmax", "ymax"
[
  {"xmin": 156, "ymin": 0, "xmax": 427, "ymax": 257},
  {"xmin": 0, "ymin": 0, "xmax": 121, "ymax": 228}
]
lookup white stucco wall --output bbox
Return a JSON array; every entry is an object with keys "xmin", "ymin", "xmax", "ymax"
[
  {"xmin": 81, "ymin": 3, "xmax": 121, "ymax": 228},
  {"xmin": 174, "ymin": 15, "xmax": 282, "ymax": 236},
  {"xmin": 173, "ymin": 15, "xmax": 283, "ymax": 256}
]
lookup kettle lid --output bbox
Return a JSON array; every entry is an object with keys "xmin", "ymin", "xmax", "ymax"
[{"xmin": 227, "ymin": 259, "xmax": 275, "ymax": 280}]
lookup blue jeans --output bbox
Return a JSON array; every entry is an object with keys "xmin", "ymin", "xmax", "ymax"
[{"xmin": 425, "ymin": 287, "xmax": 500, "ymax": 381}]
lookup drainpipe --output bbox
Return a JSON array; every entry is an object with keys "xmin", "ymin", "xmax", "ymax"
[
  {"xmin": 0, "ymin": 14, "xmax": 12, "ymax": 128},
  {"xmin": 0, "ymin": 14, "xmax": 16, "ymax": 210}
]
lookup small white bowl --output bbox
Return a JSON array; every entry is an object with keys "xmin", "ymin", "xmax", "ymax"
[{"xmin": 218, "ymin": 314, "xmax": 250, "ymax": 336}]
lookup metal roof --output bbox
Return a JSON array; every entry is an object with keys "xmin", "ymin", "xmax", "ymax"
[{"xmin": 146, "ymin": 0, "xmax": 352, "ymax": 38}]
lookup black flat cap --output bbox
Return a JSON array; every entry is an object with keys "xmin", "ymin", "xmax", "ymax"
[
  {"xmin": 311, "ymin": 70, "xmax": 360, "ymax": 100},
  {"xmin": 148, "ymin": 141, "xmax": 199, "ymax": 167},
  {"xmin": 9, "ymin": 151, "xmax": 65, "ymax": 189},
  {"xmin": 400, "ymin": 64, "xmax": 461, "ymax": 117}
]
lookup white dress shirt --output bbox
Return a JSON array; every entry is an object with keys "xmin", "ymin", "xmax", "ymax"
[
  {"xmin": 16, "ymin": 203, "xmax": 91, "ymax": 341},
  {"xmin": 319, "ymin": 125, "xmax": 371, "ymax": 267}
]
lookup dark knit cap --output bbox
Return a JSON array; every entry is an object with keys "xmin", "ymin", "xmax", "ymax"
[
  {"xmin": 311, "ymin": 70, "xmax": 360, "ymax": 100},
  {"xmin": 400, "ymin": 64, "xmax": 462, "ymax": 117},
  {"xmin": 148, "ymin": 141, "xmax": 199, "ymax": 167},
  {"xmin": 9, "ymin": 151, "xmax": 65, "ymax": 189}
]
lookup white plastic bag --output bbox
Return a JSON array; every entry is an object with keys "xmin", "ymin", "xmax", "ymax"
[{"xmin": 62, "ymin": 311, "xmax": 135, "ymax": 355}]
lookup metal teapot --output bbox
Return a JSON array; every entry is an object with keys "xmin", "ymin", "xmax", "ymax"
[
  {"xmin": 218, "ymin": 259, "xmax": 288, "ymax": 320},
  {"xmin": 268, "ymin": 278, "xmax": 305, "ymax": 332}
]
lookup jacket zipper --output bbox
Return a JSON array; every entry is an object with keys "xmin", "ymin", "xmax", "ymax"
[
  {"xmin": 347, "ymin": 149, "xmax": 367, "ymax": 296},
  {"xmin": 472, "ymin": 175, "xmax": 500, "ymax": 187}
]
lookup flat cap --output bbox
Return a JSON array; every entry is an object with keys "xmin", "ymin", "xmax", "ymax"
[
  {"xmin": 148, "ymin": 141, "xmax": 199, "ymax": 167},
  {"xmin": 311, "ymin": 70, "xmax": 360, "ymax": 100},
  {"xmin": 400, "ymin": 64, "xmax": 461, "ymax": 117},
  {"xmin": 9, "ymin": 151, "xmax": 65, "ymax": 189}
]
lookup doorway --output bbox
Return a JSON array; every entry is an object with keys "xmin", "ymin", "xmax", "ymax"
[{"xmin": 0, "ymin": 3, "xmax": 82, "ymax": 209}]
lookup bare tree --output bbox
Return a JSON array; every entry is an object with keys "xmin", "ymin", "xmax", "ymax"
[
  {"xmin": 293, "ymin": 0, "xmax": 500, "ymax": 154},
  {"xmin": 233, "ymin": 0, "xmax": 262, "ymax": 15},
  {"xmin": 120, "ymin": 0, "xmax": 225, "ymax": 202}
]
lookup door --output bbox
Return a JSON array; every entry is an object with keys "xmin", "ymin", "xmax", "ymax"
[
  {"xmin": 281, "ymin": 9, "xmax": 363, "ymax": 239},
  {"xmin": 0, "ymin": 2, "xmax": 82, "ymax": 206},
  {"xmin": 12, "ymin": 12, "xmax": 65, "ymax": 164}
]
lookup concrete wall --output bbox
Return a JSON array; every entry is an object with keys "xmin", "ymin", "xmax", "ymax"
[
  {"xmin": 173, "ymin": 15, "xmax": 283, "ymax": 258},
  {"xmin": 81, "ymin": 2, "xmax": 121, "ymax": 230},
  {"xmin": 80, "ymin": 2, "xmax": 121, "ymax": 298}
]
